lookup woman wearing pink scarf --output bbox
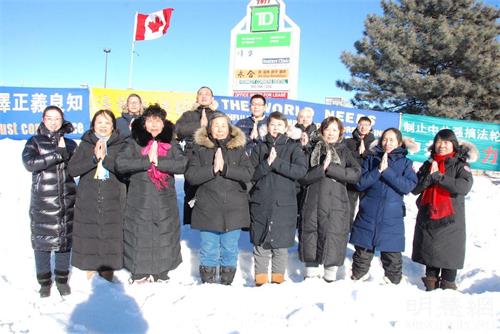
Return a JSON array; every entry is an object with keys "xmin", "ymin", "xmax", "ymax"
[{"xmin": 115, "ymin": 104, "xmax": 187, "ymax": 283}]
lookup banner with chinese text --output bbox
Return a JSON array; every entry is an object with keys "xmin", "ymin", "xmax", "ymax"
[
  {"xmin": 401, "ymin": 114, "xmax": 500, "ymax": 171},
  {"xmin": 0, "ymin": 86, "xmax": 89, "ymax": 140}
]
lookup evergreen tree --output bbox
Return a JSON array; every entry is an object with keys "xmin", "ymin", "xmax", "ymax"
[{"xmin": 337, "ymin": 0, "xmax": 500, "ymax": 121}]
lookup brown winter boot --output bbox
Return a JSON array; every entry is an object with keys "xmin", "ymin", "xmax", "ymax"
[
  {"xmin": 440, "ymin": 279, "xmax": 458, "ymax": 290},
  {"xmin": 271, "ymin": 273, "xmax": 285, "ymax": 284},
  {"xmin": 255, "ymin": 273, "xmax": 268, "ymax": 286},
  {"xmin": 421, "ymin": 276, "xmax": 439, "ymax": 291},
  {"xmin": 98, "ymin": 270, "xmax": 114, "ymax": 283}
]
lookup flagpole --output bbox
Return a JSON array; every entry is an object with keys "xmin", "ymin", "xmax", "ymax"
[{"xmin": 128, "ymin": 12, "xmax": 138, "ymax": 89}]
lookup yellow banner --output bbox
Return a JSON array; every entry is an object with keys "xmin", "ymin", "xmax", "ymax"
[{"xmin": 89, "ymin": 88, "xmax": 196, "ymax": 122}]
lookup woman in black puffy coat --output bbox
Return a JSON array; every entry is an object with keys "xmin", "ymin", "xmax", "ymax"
[
  {"xmin": 22, "ymin": 106, "xmax": 77, "ymax": 298},
  {"xmin": 299, "ymin": 117, "xmax": 361, "ymax": 282},
  {"xmin": 115, "ymin": 104, "xmax": 187, "ymax": 283},
  {"xmin": 185, "ymin": 112, "xmax": 254, "ymax": 285},
  {"xmin": 68, "ymin": 110, "xmax": 126, "ymax": 283},
  {"xmin": 412, "ymin": 129, "xmax": 473, "ymax": 291}
]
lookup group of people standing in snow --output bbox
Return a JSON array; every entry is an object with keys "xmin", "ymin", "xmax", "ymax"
[{"xmin": 22, "ymin": 87, "xmax": 473, "ymax": 298}]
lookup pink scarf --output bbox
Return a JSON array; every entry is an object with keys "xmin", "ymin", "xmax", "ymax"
[{"xmin": 141, "ymin": 140, "xmax": 172, "ymax": 190}]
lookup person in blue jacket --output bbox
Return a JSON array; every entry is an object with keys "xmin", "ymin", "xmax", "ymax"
[{"xmin": 349, "ymin": 128, "xmax": 417, "ymax": 284}]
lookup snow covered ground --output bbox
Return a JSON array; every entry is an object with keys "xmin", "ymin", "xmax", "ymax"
[{"xmin": 0, "ymin": 138, "xmax": 498, "ymax": 334}]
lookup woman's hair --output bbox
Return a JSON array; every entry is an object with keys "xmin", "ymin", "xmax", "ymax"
[
  {"xmin": 142, "ymin": 103, "xmax": 167, "ymax": 120},
  {"xmin": 319, "ymin": 116, "xmax": 344, "ymax": 137},
  {"xmin": 378, "ymin": 127, "xmax": 403, "ymax": 147},
  {"xmin": 430, "ymin": 128, "xmax": 459, "ymax": 155},
  {"xmin": 208, "ymin": 111, "xmax": 231, "ymax": 131},
  {"xmin": 267, "ymin": 111, "xmax": 288, "ymax": 127},
  {"xmin": 90, "ymin": 109, "xmax": 116, "ymax": 132},
  {"xmin": 127, "ymin": 93, "xmax": 142, "ymax": 105},
  {"xmin": 42, "ymin": 105, "xmax": 64, "ymax": 119}
]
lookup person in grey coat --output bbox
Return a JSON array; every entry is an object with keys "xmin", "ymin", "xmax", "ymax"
[
  {"xmin": 250, "ymin": 112, "xmax": 307, "ymax": 286},
  {"xmin": 22, "ymin": 105, "xmax": 77, "ymax": 297},
  {"xmin": 116, "ymin": 93, "xmax": 143, "ymax": 139},
  {"xmin": 412, "ymin": 129, "xmax": 473, "ymax": 291},
  {"xmin": 299, "ymin": 117, "xmax": 361, "ymax": 282},
  {"xmin": 185, "ymin": 112, "xmax": 254, "ymax": 285},
  {"xmin": 115, "ymin": 104, "xmax": 187, "ymax": 283},
  {"xmin": 68, "ymin": 110, "xmax": 126, "ymax": 283}
]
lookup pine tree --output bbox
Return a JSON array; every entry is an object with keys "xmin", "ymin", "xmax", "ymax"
[{"xmin": 337, "ymin": 0, "xmax": 500, "ymax": 122}]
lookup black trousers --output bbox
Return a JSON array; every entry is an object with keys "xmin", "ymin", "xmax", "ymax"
[
  {"xmin": 425, "ymin": 266, "xmax": 457, "ymax": 282},
  {"xmin": 352, "ymin": 246, "xmax": 402, "ymax": 283}
]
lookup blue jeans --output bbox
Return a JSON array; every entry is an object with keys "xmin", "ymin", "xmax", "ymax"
[
  {"xmin": 199, "ymin": 229, "xmax": 241, "ymax": 267},
  {"xmin": 34, "ymin": 250, "xmax": 71, "ymax": 275}
]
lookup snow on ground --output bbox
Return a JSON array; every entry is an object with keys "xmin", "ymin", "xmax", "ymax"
[{"xmin": 0, "ymin": 139, "xmax": 498, "ymax": 333}]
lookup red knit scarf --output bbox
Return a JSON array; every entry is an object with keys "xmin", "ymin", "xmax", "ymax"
[
  {"xmin": 141, "ymin": 140, "xmax": 172, "ymax": 190},
  {"xmin": 421, "ymin": 152, "xmax": 455, "ymax": 220}
]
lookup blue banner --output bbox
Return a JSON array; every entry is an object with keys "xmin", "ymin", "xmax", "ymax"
[
  {"xmin": 214, "ymin": 95, "xmax": 399, "ymax": 137},
  {"xmin": 0, "ymin": 86, "xmax": 90, "ymax": 140}
]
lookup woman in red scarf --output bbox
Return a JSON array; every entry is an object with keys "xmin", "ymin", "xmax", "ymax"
[
  {"xmin": 115, "ymin": 104, "xmax": 187, "ymax": 283},
  {"xmin": 412, "ymin": 129, "xmax": 473, "ymax": 291}
]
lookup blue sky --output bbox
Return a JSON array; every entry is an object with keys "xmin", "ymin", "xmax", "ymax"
[{"xmin": 1, "ymin": 0, "xmax": 498, "ymax": 104}]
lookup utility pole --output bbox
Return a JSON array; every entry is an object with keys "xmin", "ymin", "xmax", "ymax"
[{"xmin": 103, "ymin": 48, "xmax": 111, "ymax": 88}]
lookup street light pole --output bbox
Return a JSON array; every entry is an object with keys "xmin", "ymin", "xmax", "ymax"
[{"xmin": 103, "ymin": 48, "xmax": 111, "ymax": 88}]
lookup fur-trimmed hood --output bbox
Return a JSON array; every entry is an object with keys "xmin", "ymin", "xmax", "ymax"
[
  {"xmin": 131, "ymin": 116, "xmax": 175, "ymax": 147},
  {"xmin": 310, "ymin": 137, "xmax": 342, "ymax": 167},
  {"xmin": 425, "ymin": 141, "xmax": 478, "ymax": 163},
  {"xmin": 193, "ymin": 124, "xmax": 246, "ymax": 150},
  {"xmin": 367, "ymin": 136, "xmax": 421, "ymax": 155}
]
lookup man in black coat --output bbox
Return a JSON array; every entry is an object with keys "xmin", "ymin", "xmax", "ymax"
[
  {"xmin": 344, "ymin": 116, "xmax": 376, "ymax": 226},
  {"xmin": 175, "ymin": 86, "xmax": 220, "ymax": 225}
]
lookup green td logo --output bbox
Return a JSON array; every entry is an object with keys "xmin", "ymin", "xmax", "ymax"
[{"xmin": 251, "ymin": 6, "xmax": 279, "ymax": 32}]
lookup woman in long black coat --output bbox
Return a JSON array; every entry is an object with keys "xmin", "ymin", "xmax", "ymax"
[
  {"xmin": 185, "ymin": 112, "xmax": 254, "ymax": 285},
  {"xmin": 299, "ymin": 117, "xmax": 361, "ymax": 282},
  {"xmin": 412, "ymin": 129, "xmax": 473, "ymax": 291},
  {"xmin": 22, "ymin": 105, "xmax": 77, "ymax": 297},
  {"xmin": 68, "ymin": 110, "xmax": 126, "ymax": 282},
  {"xmin": 115, "ymin": 104, "xmax": 187, "ymax": 283}
]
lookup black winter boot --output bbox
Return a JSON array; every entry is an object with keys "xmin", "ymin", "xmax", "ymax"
[
  {"xmin": 440, "ymin": 279, "xmax": 458, "ymax": 290},
  {"xmin": 199, "ymin": 266, "xmax": 217, "ymax": 284},
  {"xmin": 421, "ymin": 276, "xmax": 440, "ymax": 291},
  {"xmin": 152, "ymin": 271, "xmax": 170, "ymax": 283},
  {"xmin": 220, "ymin": 266, "xmax": 237, "ymax": 285},
  {"xmin": 37, "ymin": 272, "xmax": 52, "ymax": 298},
  {"xmin": 54, "ymin": 270, "xmax": 71, "ymax": 296}
]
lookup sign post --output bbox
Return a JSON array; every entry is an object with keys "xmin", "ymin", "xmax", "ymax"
[{"xmin": 228, "ymin": 0, "xmax": 300, "ymax": 99}]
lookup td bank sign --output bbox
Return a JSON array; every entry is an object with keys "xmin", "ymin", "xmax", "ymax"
[
  {"xmin": 251, "ymin": 6, "xmax": 279, "ymax": 32},
  {"xmin": 229, "ymin": 0, "xmax": 300, "ymax": 99}
]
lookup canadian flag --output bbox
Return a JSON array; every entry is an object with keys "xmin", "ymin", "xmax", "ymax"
[{"xmin": 134, "ymin": 8, "xmax": 174, "ymax": 41}]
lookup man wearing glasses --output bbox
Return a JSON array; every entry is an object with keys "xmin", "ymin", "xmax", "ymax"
[{"xmin": 235, "ymin": 94, "xmax": 269, "ymax": 155}]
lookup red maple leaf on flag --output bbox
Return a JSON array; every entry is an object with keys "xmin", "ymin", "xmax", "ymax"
[{"xmin": 148, "ymin": 15, "xmax": 164, "ymax": 32}]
